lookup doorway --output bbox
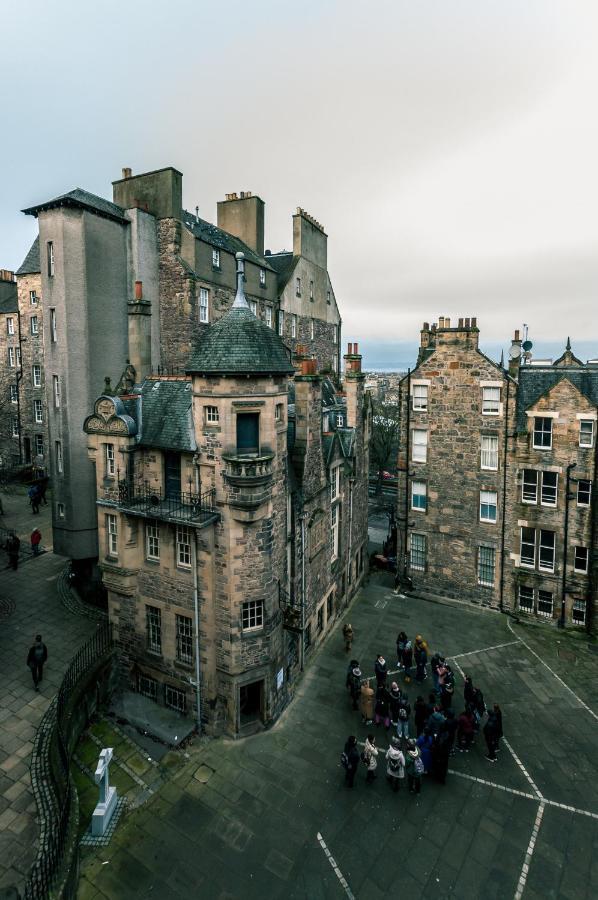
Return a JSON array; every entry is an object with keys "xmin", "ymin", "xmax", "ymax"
[
  {"xmin": 164, "ymin": 451, "xmax": 181, "ymax": 499},
  {"xmin": 239, "ymin": 680, "xmax": 263, "ymax": 728}
]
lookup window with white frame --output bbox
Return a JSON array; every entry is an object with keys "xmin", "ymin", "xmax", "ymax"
[
  {"xmin": 199, "ymin": 287, "xmax": 209, "ymax": 323},
  {"xmin": 578, "ymin": 479, "xmax": 592, "ymax": 507},
  {"xmin": 138, "ymin": 674, "xmax": 158, "ymax": 701},
  {"xmin": 205, "ymin": 405, "xmax": 219, "ymax": 424},
  {"xmin": 537, "ymin": 590, "xmax": 553, "ymax": 618},
  {"xmin": 12, "ymin": 417, "xmax": 18, "ymax": 437},
  {"xmin": 310, "ymin": 319, "xmax": 315, "ymax": 340},
  {"xmin": 522, "ymin": 469, "xmax": 538, "ymax": 503},
  {"xmin": 520, "ymin": 527, "xmax": 535, "ymax": 567},
  {"xmin": 57, "ymin": 502, "xmax": 65, "ymax": 519},
  {"xmin": 242, "ymin": 599, "xmax": 264, "ymax": 631},
  {"xmin": 412, "ymin": 384, "xmax": 428, "ymax": 411},
  {"xmin": 410, "ymin": 533, "xmax": 426, "ymax": 571},
  {"xmin": 278, "ymin": 309, "xmax": 284, "ymax": 336},
  {"xmin": 16, "ymin": 347, "xmax": 21, "ymax": 366},
  {"xmin": 9, "ymin": 384, "xmax": 17, "ymax": 403},
  {"xmin": 331, "ymin": 504, "xmax": 339, "ymax": 559},
  {"xmin": 176, "ymin": 526, "xmax": 191, "ymax": 567},
  {"xmin": 330, "ymin": 464, "xmax": 341, "ymax": 502},
  {"xmin": 31, "ymin": 315, "xmax": 38, "ymax": 335},
  {"xmin": 309, "ymin": 280, "xmax": 314, "ymax": 301},
  {"xmin": 574, "ymin": 546, "xmax": 589, "ymax": 573},
  {"xmin": 533, "ymin": 417, "xmax": 552, "ymax": 449},
  {"xmin": 411, "ymin": 481, "xmax": 427, "ymax": 511},
  {"xmin": 295, "ymin": 276, "xmax": 301, "ymax": 296},
  {"xmin": 29, "ymin": 290, "xmax": 38, "ymax": 306},
  {"xmin": 55, "ymin": 440, "xmax": 63, "ymax": 474},
  {"xmin": 35, "ymin": 434, "xmax": 44, "ymax": 456},
  {"xmin": 572, "ymin": 597, "xmax": 586, "ymax": 625},
  {"xmin": 336, "ymin": 414, "xmax": 344, "ymax": 427},
  {"xmin": 480, "ymin": 490, "xmax": 497, "ymax": 523},
  {"xmin": 259, "ymin": 268, "xmax": 266, "ymax": 287},
  {"xmin": 33, "ymin": 364, "xmax": 41, "ymax": 387},
  {"xmin": 106, "ymin": 514, "xmax": 118, "ymax": 557},
  {"xmin": 579, "ymin": 420, "xmax": 594, "ymax": 448},
  {"xmin": 176, "ymin": 614, "xmax": 193, "ymax": 664},
  {"xmin": 47, "ymin": 241, "xmax": 55, "ymax": 276},
  {"xmin": 333, "ymin": 326, "xmax": 337, "ymax": 344},
  {"xmin": 481, "ymin": 434, "xmax": 498, "ymax": 470},
  {"xmin": 327, "ymin": 290, "xmax": 331, "ymax": 305},
  {"xmin": 265, "ymin": 306, "xmax": 272, "ymax": 328},
  {"xmin": 412, "ymin": 429, "xmax": 428, "ymax": 462},
  {"xmin": 249, "ymin": 299, "xmax": 257, "ymax": 316},
  {"xmin": 50, "ymin": 308, "xmax": 57, "ymax": 342},
  {"xmin": 106, "ymin": 443, "xmax": 115, "ymax": 476},
  {"xmin": 275, "ymin": 403, "xmax": 283, "ymax": 422},
  {"xmin": 6, "ymin": 317, "xmax": 14, "ymax": 335},
  {"xmin": 146, "ymin": 520, "xmax": 160, "ymax": 560},
  {"xmin": 291, "ymin": 314, "xmax": 297, "ymax": 339},
  {"xmin": 34, "ymin": 399, "xmax": 43, "ymax": 423},
  {"xmin": 478, "ymin": 546, "xmax": 496, "ymax": 586},
  {"xmin": 8, "ymin": 347, "xmax": 15, "ymax": 367},
  {"xmin": 53, "ymin": 374, "xmax": 60, "ymax": 408},
  {"xmin": 212, "ymin": 248, "xmax": 220, "ymax": 268},
  {"xmin": 482, "ymin": 386, "xmax": 501, "ymax": 415},
  {"xmin": 539, "ymin": 529, "xmax": 555, "ymax": 572},
  {"xmin": 541, "ymin": 471, "xmax": 558, "ymax": 506},
  {"xmin": 146, "ymin": 605, "xmax": 162, "ymax": 653},
  {"xmin": 165, "ymin": 684, "xmax": 186, "ymax": 712},
  {"xmin": 518, "ymin": 584, "xmax": 534, "ymax": 612}
]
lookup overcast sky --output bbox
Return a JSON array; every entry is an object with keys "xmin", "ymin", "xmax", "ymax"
[{"xmin": 2, "ymin": 0, "xmax": 597, "ymax": 359}]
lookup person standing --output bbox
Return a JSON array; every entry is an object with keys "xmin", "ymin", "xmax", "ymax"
[
  {"xmin": 386, "ymin": 737, "xmax": 405, "ymax": 792},
  {"xmin": 416, "ymin": 728, "xmax": 434, "ymax": 773},
  {"xmin": 431, "ymin": 731, "xmax": 451, "ymax": 784},
  {"xmin": 374, "ymin": 684, "xmax": 391, "ymax": 730},
  {"xmin": 472, "ymin": 686, "xmax": 486, "ymax": 732},
  {"xmin": 6, "ymin": 531, "xmax": 20, "ymax": 570},
  {"xmin": 388, "ymin": 681, "xmax": 402, "ymax": 726},
  {"xmin": 364, "ymin": 734, "xmax": 379, "ymax": 783},
  {"xmin": 402, "ymin": 640, "xmax": 413, "ymax": 683},
  {"xmin": 342, "ymin": 623, "xmax": 354, "ymax": 653},
  {"xmin": 349, "ymin": 665, "xmax": 362, "ymax": 711},
  {"xmin": 31, "ymin": 528, "xmax": 42, "ymax": 556},
  {"xmin": 396, "ymin": 631, "xmax": 408, "ymax": 668},
  {"xmin": 405, "ymin": 740, "xmax": 424, "ymax": 794},
  {"xmin": 484, "ymin": 710, "xmax": 499, "ymax": 762},
  {"xmin": 374, "ymin": 655, "xmax": 388, "ymax": 688},
  {"xmin": 396, "ymin": 691, "xmax": 411, "ymax": 741},
  {"xmin": 464, "ymin": 674, "xmax": 476, "ymax": 710},
  {"xmin": 431, "ymin": 652, "xmax": 443, "ymax": 694},
  {"xmin": 493, "ymin": 703, "xmax": 503, "ymax": 752},
  {"xmin": 343, "ymin": 735, "xmax": 360, "ymax": 788},
  {"xmin": 414, "ymin": 636, "xmax": 428, "ymax": 683},
  {"xmin": 414, "ymin": 695, "xmax": 428, "ymax": 737},
  {"xmin": 28, "ymin": 485, "xmax": 40, "ymax": 514},
  {"xmin": 443, "ymin": 709, "xmax": 458, "ymax": 756},
  {"xmin": 427, "ymin": 705, "xmax": 446, "ymax": 737},
  {"xmin": 27, "ymin": 635, "xmax": 48, "ymax": 692},
  {"xmin": 457, "ymin": 708, "xmax": 475, "ymax": 752}
]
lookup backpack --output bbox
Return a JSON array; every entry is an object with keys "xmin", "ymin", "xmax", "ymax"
[
  {"xmin": 389, "ymin": 755, "xmax": 401, "ymax": 773},
  {"xmin": 414, "ymin": 755, "xmax": 425, "ymax": 775},
  {"xmin": 340, "ymin": 751, "xmax": 349, "ymax": 769}
]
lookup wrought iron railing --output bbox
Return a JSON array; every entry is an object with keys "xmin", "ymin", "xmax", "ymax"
[
  {"xmin": 24, "ymin": 622, "xmax": 114, "ymax": 900},
  {"xmin": 116, "ymin": 481, "xmax": 218, "ymax": 524}
]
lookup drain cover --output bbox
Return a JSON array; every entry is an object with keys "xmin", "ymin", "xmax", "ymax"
[{"xmin": 193, "ymin": 764, "xmax": 214, "ymax": 783}]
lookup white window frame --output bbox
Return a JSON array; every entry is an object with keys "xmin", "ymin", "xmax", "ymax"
[
  {"xmin": 331, "ymin": 504, "xmax": 339, "ymax": 560},
  {"xmin": 176, "ymin": 525, "xmax": 192, "ymax": 568},
  {"xmin": 540, "ymin": 471, "xmax": 558, "ymax": 507},
  {"xmin": 333, "ymin": 326, "xmax": 337, "ymax": 344},
  {"xmin": 212, "ymin": 248, "xmax": 220, "ymax": 268},
  {"xmin": 176, "ymin": 614, "xmax": 193, "ymax": 664},
  {"xmin": 574, "ymin": 546, "xmax": 589, "ymax": 574},
  {"xmin": 533, "ymin": 417, "xmax": 552, "ymax": 449},
  {"xmin": 577, "ymin": 479, "xmax": 592, "ymax": 507},
  {"xmin": 310, "ymin": 319, "xmax": 315, "ymax": 340},
  {"xmin": 199, "ymin": 287, "xmax": 209, "ymax": 324},
  {"xmin": 411, "ymin": 480, "xmax": 427, "ymax": 511},
  {"xmin": 12, "ymin": 417, "xmax": 19, "ymax": 437},
  {"xmin": 478, "ymin": 546, "xmax": 496, "ymax": 586},
  {"xmin": 146, "ymin": 605, "xmax": 162, "ymax": 654},
  {"xmin": 8, "ymin": 347, "xmax": 15, "ymax": 368},
  {"xmin": 412, "ymin": 429, "xmax": 428, "ymax": 463},
  {"xmin": 29, "ymin": 290, "xmax": 38, "ymax": 306},
  {"xmin": 522, "ymin": 469, "xmax": 538, "ymax": 504},
  {"xmin": 275, "ymin": 403, "xmax": 283, "ymax": 422},
  {"xmin": 278, "ymin": 309, "xmax": 284, "ymax": 337},
  {"xmin": 259, "ymin": 268, "xmax": 266, "ymax": 287},
  {"xmin": 291, "ymin": 314, "xmax": 297, "ymax": 339},
  {"xmin": 33, "ymin": 399, "xmax": 43, "ymax": 424},
  {"xmin": 33, "ymin": 364, "xmax": 42, "ymax": 387},
  {"xmin": 327, "ymin": 290, "xmax": 331, "ymax": 305},
  {"xmin": 242, "ymin": 599, "xmax": 264, "ymax": 632},
  {"xmin": 518, "ymin": 584, "xmax": 534, "ymax": 612},
  {"xmin": 107, "ymin": 514, "xmax": 118, "ymax": 558},
  {"xmin": 330, "ymin": 464, "xmax": 341, "ymax": 502},
  {"xmin": 412, "ymin": 384, "xmax": 428, "ymax": 412},
  {"xmin": 31, "ymin": 315, "xmax": 38, "ymax": 335},
  {"xmin": 410, "ymin": 533, "xmax": 426, "ymax": 571},
  {"xmin": 479, "ymin": 490, "xmax": 497, "ymax": 523},
  {"xmin": 295, "ymin": 276, "xmax": 301, "ymax": 296},
  {"xmin": 265, "ymin": 306, "xmax": 272, "ymax": 329},
  {"xmin": 249, "ymin": 299, "xmax": 257, "ymax": 317},
  {"xmin": 55, "ymin": 440, "xmax": 63, "ymax": 474},
  {"xmin": 482, "ymin": 386, "xmax": 501, "ymax": 415},
  {"xmin": 572, "ymin": 598, "xmax": 586, "ymax": 625},
  {"xmin": 205, "ymin": 405, "xmax": 219, "ymax": 424},
  {"xmin": 481, "ymin": 434, "xmax": 498, "ymax": 471},
  {"xmin": 146, "ymin": 520, "xmax": 160, "ymax": 561},
  {"xmin": 520, "ymin": 527, "xmax": 536, "ymax": 568},
  {"xmin": 9, "ymin": 384, "xmax": 17, "ymax": 404},
  {"xmin": 50, "ymin": 308, "xmax": 57, "ymax": 342},
  {"xmin": 538, "ymin": 529, "xmax": 555, "ymax": 573},
  {"xmin": 106, "ymin": 443, "xmax": 116, "ymax": 476},
  {"xmin": 336, "ymin": 414, "xmax": 344, "ymax": 427},
  {"xmin": 16, "ymin": 347, "xmax": 21, "ymax": 367},
  {"xmin": 47, "ymin": 241, "xmax": 55, "ymax": 277},
  {"xmin": 309, "ymin": 280, "xmax": 314, "ymax": 301},
  {"xmin": 34, "ymin": 434, "xmax": 44, "ymax": 456},
  {"xmin": 53, "ymin": 374, "xmax": 60, "ymax": 408},
  {"xmin": 579, "ymin": 420, "xmax": 594, "ymax": 448},
  {"xmin": 537, "ymin": 590, "xmax": 553, "ymax": 618},
  {"xmin": 165, "ymin": 684, "xmax": 186, "ymax": 712},
  {"xmin": 6, "ymin": 317, "xmax": 14, "ymax": 335}
]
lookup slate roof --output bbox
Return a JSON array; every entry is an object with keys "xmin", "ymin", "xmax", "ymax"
[
  {"xmin": 516, "ymin": 366, "xmax": 598, "ymax": 432},
  {"xmin": 137, "ymin": 380, "xmax": 196, "ymax": 452},
  {"xmin": 17, "ymin": 236, "xmax": 40, "ymax": 275},
  {"xmin": 183, "ymin": 211, "xmax": 274, "ymax": 270},
  {"xmin": 0, "ymin": 280, "xmax": 17, "ymax": 314},
  {"xmin": 266, "ymin": 251, "xmax": 297, "ymax": 291},
  {"xmin": 22, "ymin": 189, "xmax": 128, "ymax": 224},
  {"xmin": 186, "ymin": 305, "xmax": 295, "ymax": 375}
]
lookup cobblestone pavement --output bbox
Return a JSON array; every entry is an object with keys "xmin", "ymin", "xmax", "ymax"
[
  {"xmin": 79, "ymin": 574, "xmax": 598, "ymax": 900},
  {"xmin": 0, "ymin": 488, "xmax": 99, "ymax": 894}
]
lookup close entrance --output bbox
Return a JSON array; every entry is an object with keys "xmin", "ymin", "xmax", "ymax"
[{"xmin": 239, "ymin": 680, "xmax": 263, "ymax": 728}]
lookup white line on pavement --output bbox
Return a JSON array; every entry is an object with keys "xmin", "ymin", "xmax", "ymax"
[
  {"xmin": 448, "ymin": 640, "xmax": 520, "ymax": 660},
  {"xmin": 502, "ymin": 738, "xmax": 543, "ymax": 800},
  {"xmin": 316, "ymin": 832, "xmax": 355, "ymax": 900},
  {"xmin": 514, "ymin": 801, "xmax": 545, "ymax": 900}
]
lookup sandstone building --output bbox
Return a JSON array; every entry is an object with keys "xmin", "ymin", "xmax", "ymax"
[{"xmin": 83, "ymin": 257, "xmax": 369, "ymax": 735}]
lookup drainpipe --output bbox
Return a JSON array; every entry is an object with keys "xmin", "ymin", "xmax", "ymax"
[
  {"xmin": 558, "ymin": 462, "xmax": 576, "ymax": 629},
  {"xmin": 345, "ymin": 476, "xmax": 355, "ymax": 606},
  {"xmin": 192, "ymin": 530, "xmax": 202, "ymax": 731},
  {"xmin": 498, "ymin": 377, "xmax": 511, "ymax": 613},
  {"xmin": 300, "ymin": 510, "xmax": 308, "ymax": 671},
  {"xmin": 402, "ymin": 368, "xmax": 411, "ymax": 581}
]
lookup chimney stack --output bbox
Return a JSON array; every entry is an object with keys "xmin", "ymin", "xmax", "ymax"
[
  {"xmin": 508, "ymin": 329, "xmax": 523, "ymax": 379},
  {"xmin": 128, "ymin": 279, "xmax": 151, "ymax": 382},
  {"xmin": 122, "ymin": 167, "xmax": 132, "ymax": 179},
  {"xmin": 217, "ymin": 192, "xmax": 265, "ymax": 256}
]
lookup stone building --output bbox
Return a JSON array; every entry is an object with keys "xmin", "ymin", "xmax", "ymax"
[
  {"xmin": 0, "ymin": 268, "xmax": 20, "ymax": 468},
  {"xmin": 21, "ymin": 165, "xmax": 341, "ymax": 564},
  {"xmin": 396, "ymin": 317, "xmax": 514, "ymax": 607},
  {"xmin": 83, "ymin": 256, "xmax": 369, "ymax": 735}
]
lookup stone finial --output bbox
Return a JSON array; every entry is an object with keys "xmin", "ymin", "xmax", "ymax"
[
  {"xmin": 232, "ymin": 252, "xmax": 249, "ymax": 309},
  {"xmin": 500, "ymin": 349, "xmax": 505, "ymax": 368},
  {"xmin": 566, "ymin": 336, "xmax": 572, "ymax": 351}
]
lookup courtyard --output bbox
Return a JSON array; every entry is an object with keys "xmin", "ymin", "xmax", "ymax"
[{"xmin": 78, "ymin": 574, "xmax": 598, "ymax": 900}]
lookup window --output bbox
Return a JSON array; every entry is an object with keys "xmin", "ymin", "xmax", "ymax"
[
  {"xmin": 176, "ymin": 614, "xmax": 193, "ymax": 664},
  {"xmin": 478, "ymin": 546, "xmax": 496, "ymax": 586},
  {"xmin": 6, "ymin": 317, "xmax": 14, "ymax": 335},
  {"xmin": 411, "ymin": 481, "xmax": 427, "ymax": 511},
  {"xmin": 482, "ymin": 386, "xmax": 501, "ymax": 415},
  {"xmin": 29, "ymin": 290, "xmax": 38, "ymax": 306},
  {"xmin": 539, "ymin": 530, "xmax": 555, "ymax": 572},
  {"xmin": 47, "ymin": 241, "xmax": 55, "ymax": 276},
  {"xmin": 533, "ymin": 417, "xmax": 552, "ymax": 449},
  {"xmin": 275, "ymin": 403, "xmax": 283, "ymax": 422},
  {"xmin": 410, "ymin": 533, "xmax": 426, "ymax": 571},
  {"xmin": 295, "ymin": 276, "xmax": 301, "ymax": 296},
  {"xmin": 265, "ymin": 306, "xmax": 272, "ymax": 328},
  {"xmin": 579, "ymin": 420, "xmax": 594, "ymax": 448},
  {"xmin": 51, "ymin": 374, "xmax": 60, "ymax": 408},
  {"xmin": 520, "ymin": 527, "xmax": 535, "ymax": 567},
  {"xmin": 518, "ymin": 585, "xmax": 534, "ymax": 612},
  {"xmin": 8, "ymin": 347, "xmax": 15, "ymax": 367},
  {"xmin": 537, "ymin": 590, "xmax": 553, "ymax": 618},
  {"xmin": 55, "ymin": 440, "xmax": 63, "ymax": 474},
  {"xmin": 237, "ymin": 412, "xmax": 259, "ymax": 454},
  {"xmin": 9, "ymin": 384, "xmax": 17, "ymax": 403},
  {"xmin": 572, "ymin": 598, "xmax": 586, "ymax": 625},
  {"xmin": 327, "ymin": 290, "xmax": 331, "ymax": 305},
  {"xmin": 50, "ymin": 308, "xmax": 57, "ymax": 342},
  {"xmin": 138, "ymin": 675, "xmax": 158, "ymax": 701},
  {"xmin": 574, "ymin": 546, "xmax": 589, "ymax": 573},
  {"xmin": 259, "ymin": 268, "xmax": 266, "ymax": 287},
  {"xmin": 15, "ymin": 346, "xmax": 21, "ymax": 366},
  {"xmin": 412, "ymin": 429, "xmax": 428, "ymax": 463},
  {"xmin": 336, "ymin": 414, "xmax": 344, "ymax": 427},
  {"xmin": 12, "ymin": 417, "xmax": 19, "ymax": 437},
  {"xmin": 35, "ymin": 434, "xmax": 44, "ymax": 456},
  {"xmin": 541, "ymin": 471, "xmax": 558, "ymax": 507},
  {"xmin": 291, "ymin": 315, "xmax": 297, "ymax": 339},
  {"xmin": 310, "ymin": 319, "xmax": 315, "ymax": 341},
  {"xmin": 33, "ymin": 365, "xmax": 41, "ymax": 387},
  {"xmin": 106, "ymin": 514, "xmax": 118, "ymax": 557},
  {"xmin": 412, "ymin": 384, "xmax": 428, "ymax": 411},
  {"xmin": 146, "ymin": 520, "xmax": 160, "ymax": 560},
  {"xmin": 327, "ymin": 593, "xmax": 333, "ymax": 620},
  {"xmin": 176, "ymin": 526, "xmax": 191, "ymax": 567},
  {"xmin": 278, "ymin": 309, "xmax": 284, "ymax": 337},
  {"xmin": 317, "ymin": 605, "xmax": 324, "ymax": 633},
  {"xmin": 106, "ymin": 443, "xmax": 115, "ymax": 476},
  {"xmin": 333, "ymin": 326, "xmax": 337, "ymax": 344},
  {"xmin": 330, "ymin": 464, "xmax": 341, "ymax": 501},
  {"xmin": 212, "ymin": 248, "xmax": 220, "ymax": 268},
  {"xmin": 165, "ymin": 685, "xmax": 186, "ymax": 713},
  {"xmin": 242, "ymin": 599, "xmax": 264, "ymax": 631},
  {"xmin": 522, "ymin": 470, "xmax": 538, "ymax": 503},
  {"xmin": 205, "ymin": 405, "xmax": 219, "ymax": 424},
  {"xmin": 31, "ymin": 316, "xmax": 38, "ymax": 335},
  {"xmin": 578, "ymin": 479, "xmax": 592, "ymax": 507},
  {"xmin": 57, "ymin": 502, "xmax": 65, "ymax": 519},
  {"xmin": 146, "ymin": 605, "xmax": 162, "ymax": 653},
  {"xmin": 481, "ymin": 435, "xmax": 498, "ymax": 470},
  {"xmin": 309, "ymin": 280, "xmax": 314, "ymax": 301},
  {"xmin": 34, "ymin": 399, "xmax": 43, "ymax": 423},
  {"xmin": 480, "ymin": 490, "xmax": 497, "ymax": 523},
  {"xmin": 331, "ymin": 504, "xmax": 339, "ymax": 559},
  {"xmin": 199, "ymin": 287, "xmax": 209, "ymax": 323},
  {"xmin": 249, "ymin": 299, "xmax": 257, "ymax": 316}
]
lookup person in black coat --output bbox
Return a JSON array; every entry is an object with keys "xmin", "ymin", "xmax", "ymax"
[
  {"xmin": 27, "ymin": 635, "xmax": 48, "ymax": 692},
  {"xmin": 343, "ymin": 735, "xmax": 360, "ymax": 788},
  {"xmin": 464, "ymin": 674, "xmax": 476, "ymax": 710},
  {"xmin": 484, "ymin": 712, "xmax": 499, "ymax": 762},
  {"xmin": 431, "ymin": 730, "xmax": 451, "ymax": 784},
  {"xmin": 6, "ymin": 532, "xmax": 20, "ymax": 570},
  {"xmin": 374, "ymin": 655, "xmax": 388, "ymax": 687},
  {"xmin": 414, "ymin": 695, "xmax": 428, "ymax": 737},
  {"xmin": 493, "ymin": 703, "xmax": 503, "ymax": 752}
]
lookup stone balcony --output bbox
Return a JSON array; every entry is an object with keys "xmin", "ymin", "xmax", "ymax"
[{"xmin": 222, "ymin": 453, "xmax": 274, "ymax": 513}]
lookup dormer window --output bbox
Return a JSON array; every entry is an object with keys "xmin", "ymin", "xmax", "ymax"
[
  {"xmin": 212, "ymin": 248, "xmax": 220, "ymax": 269},
  {"xmin": 259, "ymin": 268, "xmax": 266, "ymax": 287}
]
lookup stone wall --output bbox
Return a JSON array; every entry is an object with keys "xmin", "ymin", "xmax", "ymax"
[{"xmin": 16, "ymin": 273, "xmax": 48, "ymax": 469}]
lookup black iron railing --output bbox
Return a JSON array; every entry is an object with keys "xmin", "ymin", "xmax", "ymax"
[
  {"xmin": 24, "ymin": 622, "xmax": 114, "ymax": 900},
  {"xmin": 116, "ymin": 481, "xmax": 218, "ymax": 524}
]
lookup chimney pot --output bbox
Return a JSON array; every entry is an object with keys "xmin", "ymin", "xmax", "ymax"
[
  {"xmin": 471, "ymin": 317, "xmax": 477, "ymax": 327},
  {"xmin": 445, "ymin": 317, "xmax": 451, "ymax": 328},
  {"xmin": 423, "ymin": 321, "xmax": 429, "ymax": 330},
  {"xmin": 464, "ymin": 317, "xmax": 470, "ymax": 328},
  {"xmin": 134, "ymin": 280, "xmax": 143, "ymax": 301},
  {"xmin": 122, "ymin": 167, "xmax": 132, "ymax": 179},
  {"xmin": 458, "ymin": 318, "xmax": 464, "ymax": 327},
  {"xmin": 514, "ymin": 329, "xmax": 520, "ymax": 341},
  {"xmin": 300, "ymin": 358, "xmax": 317, "ymax": 376},
  {"xmin": 354, "ymin": 343, "xmax": 359, "ymax": 355}
]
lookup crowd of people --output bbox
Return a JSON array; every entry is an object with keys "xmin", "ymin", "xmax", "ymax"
[{"xmin": 341, "ymin": 629, "xmax": 503, "ymax": 791}]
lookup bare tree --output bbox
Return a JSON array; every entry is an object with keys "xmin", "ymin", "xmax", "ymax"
[{"xmin": 370, "ymin": 400, "xmax": 400, "ymax": 494}]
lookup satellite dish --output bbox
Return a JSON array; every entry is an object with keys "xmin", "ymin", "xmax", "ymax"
[
  {"xmin": 509, "ymin": 344, "xmax": 522, "ymax": 360},
  {"xmin": 522, "ymin": 340, "xmax": 533, "ymax": 352}
]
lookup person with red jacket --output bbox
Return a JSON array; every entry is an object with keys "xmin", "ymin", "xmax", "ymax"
[
  {"xmin": 31, "ymin": 528, "xmax": 42, "ymax": 556},
  {"xmin": 456, "ymin": 708, "xmax": 475, "ymax": 752}
]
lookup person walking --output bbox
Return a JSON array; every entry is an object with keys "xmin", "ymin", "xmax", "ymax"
[
  {"xmin": 472, "ymin": 686, "xmax": 486, "ymax": 732},
  {"xmin": 464, "ymin": 674, "xmax": 476, "ymax": 710},
  {"xmin": 349, "ymin": 665, "xmax": 362, "ymax": 711},
  {"xmin": 343, "ymin": 735, "xmax": 360, "ymax": 788},
  {"xmin": 364, "ymin": 734, "xmax": 379, "ymax": 783},
  {"xmin": 28, "ymin": 484, "xmax": 40, "ymax": 514},
  {"xmin": 493, "ymin": 703, "xmax": 503, "ymax": 752},
  {"xmin": 443, "ymin": 709, "xmax": 458, "ymax": 756},
  {"xmin": 440, "ymin": 679, "xmax": 454, "ymax": 712},
  {"xmin": 396, "ymin": 631, "xmax": 408, "ymax": 668},
  {"xmin": 484, "ymin": 710, "xmax": 499, "ymax": 762},
  {"xmin": 414, "ymin": 695, "xmax": 428, "ymax": 737},
  {"xmin": 6, "ymin": 531, "xmax": 20, "ymax": 570},
  {"xmin": 31, "ymin": 528, "xmax": 42, "ymax": 556},
  {"xmin": 374, "ymin": 655, "xmax": 388, "ymax": 688},
  {"xmin": 374, "ymin": 684, "xmax": 391, "ymax": 730},
  {"xmin": 402, "ymin": 640, "xmax": 413, "ymax": 683},
  {"xmin": 431, "ymin": 652, "xmax": 443, "ymax": 694},
  {"xmin": 346, "ymin": 658, "xmax": 359, "ymax": 689},
  {"xmin": 27, "ymin": 635, "xmax": 48, "ymax": 692},
  {"xmin": 342, "ymin": 623, "xmax": 354, "ymax": 653},
  {"xmin": 396, "ymin": 690, "xmax": 411, "ymax": 741},
  {"xmin": 405, "ymin": 740, "xmax": 424, "ymax": 794},
  {"xmin": 457, "ymin": 708, "xmax": 475, "ymax": 752},
  {"xmin": 416, "ymin": 727, "xmax": 434, "ymax": 773},
  {"xmin": 386, "ymin": 737, "xmax": 405, "ymax": 792},
  {"xmin": 414, "ymin": 636, "xmax": 428, "ymax": 683},
  {"xmin": 431, "ymin": 730, "xmax": 451, "ymax": 784}
]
